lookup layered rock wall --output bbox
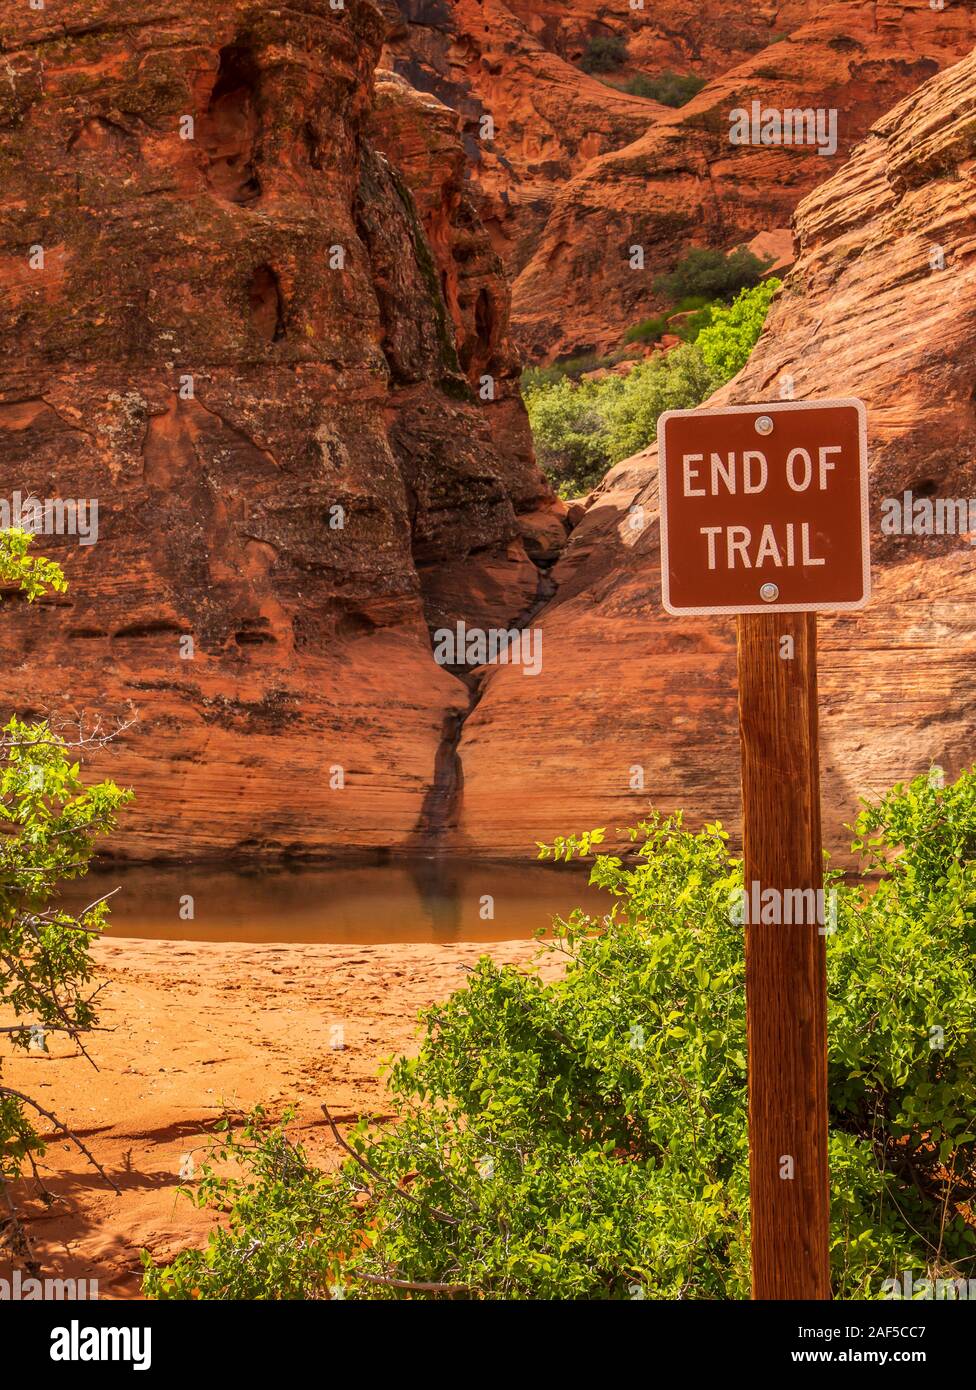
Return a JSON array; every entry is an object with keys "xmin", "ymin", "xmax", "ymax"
[
  {"xmin": 0, "ymin": 0, "xmax": 550, "ymax": 860},
  {"xmin": 458, "ymin": 45, "xmax": 976, "ymax": 861},
  {"xmin": 513, "ymin": 1, "xmax": 976, "ymax": 357}
]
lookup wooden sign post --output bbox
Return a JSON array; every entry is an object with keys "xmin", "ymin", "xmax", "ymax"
[
  {"xmin": 658, "ymin": 399, "xmax": 870, "ymax": 1300},
  {"xmin": 737, "ymin": 610, "xmax": 829, "ymax": 1298}
]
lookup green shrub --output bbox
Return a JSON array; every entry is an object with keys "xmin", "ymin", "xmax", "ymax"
[
  {"xmin": 696, "ymin": 279, "xmax": 780, "ymax": 378},
  {"xmin": 653, "ymin": 246, "xmax": 773, "ymax": 303},
  {"xmin": 523, "ymin": 375, "xmax": 618, "ymax": 495},
  {"xmin": 624, "ymin": 71, "xmax": 707, "ymax": 107},
  {"xmin": 580, "ymin": 35, "xmax": 628, "ymax": 74},
  {"xmin": 671, "ymin": 306, "xmax": 715, "ymax": 342},
  {"xmin": 524, "ymin": 338, "xmax": 727, "ymax": 492},
  {"xmin": 522, "ymin": 279, "xmax": 778, "ymax": 492},
  {"xmin": 622, "ymin": 315, "xmax": 668, "ymax": 345},
  {"xmin": 520, "ymin": 365, "xmax": 562, "ymax": 392},
  {"xmin": 521, "ymin": 353, "xmax": 613, "ymax": 392},
  {"xmin": 0, "ymin": 527, "xmax": 66, "ymax": 600},
  {"xmin": 143, "ymin": 768, "xmax": 976, "ymax": 1300},
  {"xmin": 673, "ymin": 294, "xmax": 712, "ymax": 314},
  {"xmin": 662, "ymin": 295, "xmax": 714, "ymax": 343},
  {"xmin": 0, "ymin": 530, "xmax": 133, "ymax": 1255},
  {"xmin": 600, "ymin": 342, "xmax": 719, "ymax": 463}
]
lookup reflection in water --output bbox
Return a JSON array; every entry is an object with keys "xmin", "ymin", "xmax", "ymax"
[
  {"xmin": 57, "ymin": 858, "xmax": 607, "ymax": 946},
  {"xmin": 407, "ymin": 856, "xmax": 465, "ymax": 937}
]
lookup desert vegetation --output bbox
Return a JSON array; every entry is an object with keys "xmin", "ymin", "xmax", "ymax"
[
  {"xmin": 0, "ymin": 535, "xmax": 131, "ymax": 1263},
  {"xmin": 618, "ymin": 72, "xmax": 707, "ymax": 107},
  {"xmin": 523, "ymin": 270, "xmax": 779, "ymax": 495},
  {"xmin": 580, "ymin": 35, "xmax": 628, "ymax": 75},
  {"xmin": 144, "ymin": 770, "xmax": 976, "ymax": 1299}
]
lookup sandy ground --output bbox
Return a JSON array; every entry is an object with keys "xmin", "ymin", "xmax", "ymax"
[{"xmin": 2, "ymin": 936, "xmax": 556, "ymax": 1299}]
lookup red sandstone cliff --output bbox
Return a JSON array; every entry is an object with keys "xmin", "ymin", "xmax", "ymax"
[
  {"xmin": 382, "ymin": 1, "xmax": 827, "ymax": 284},
  {"xmin": 381, "ymin": 0, "xmax": 660, "ymax": 276},
  {"xmin": 457, "ymin": 44, "xmax": 976, "ymax": 861},
  {"xmin": 0, "ymin": 0, "xmax": 553, "ymax": 860},
  {"xmin": 3, "ymin": 2, "xmax": 975, "ymax": 865},
  {"xmin": 512, "ymin": 0, "xmax": 976, "ymax": 358},
  {"xmin": 382, "ymin": 2, "xmax": 976, "ymax": 362}
]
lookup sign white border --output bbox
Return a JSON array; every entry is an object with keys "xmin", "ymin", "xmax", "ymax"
[{"xmin": 658, "ymin": 397, "xmax": 871, "ymax": 616}]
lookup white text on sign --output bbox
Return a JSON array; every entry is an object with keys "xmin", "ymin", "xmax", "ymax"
[{"xmin": 681, "ymin": 445, "xmax": 841, "ymax": 571}]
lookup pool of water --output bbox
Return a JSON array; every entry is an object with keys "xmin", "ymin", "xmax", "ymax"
[{"xmin": 61, "ymin": 859, "xmax": 608, "ymax": 945}]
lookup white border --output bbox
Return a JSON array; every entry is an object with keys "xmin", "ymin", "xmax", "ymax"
[{"xmin": 658, "ymin": 397, "xmax": 871, "ymax": 616}]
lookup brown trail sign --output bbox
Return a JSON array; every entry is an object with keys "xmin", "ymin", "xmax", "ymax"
[
  {"xmin": 659, "ymin": 399, "xmax": 869, "ymax": 616},
  {"xmin": 658, "ymin": 399, "xmax": 870, "ymax": 1300}
]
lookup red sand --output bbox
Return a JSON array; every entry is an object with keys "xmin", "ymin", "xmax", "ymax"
[{"xmin": 3, "ymin": 936, "xmax": 556, "ymax": 1299}]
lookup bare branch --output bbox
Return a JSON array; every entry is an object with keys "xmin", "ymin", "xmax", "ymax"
[
  {"xmin": 0, "ymin": 1023, "xmax": 108, "ymax": 1034},
  {"xmin": 0, "ymin": 1085, "xmax": 120, "ymax": 1194},
  {"xmin": 320, "ymin": 1101, "xmax": 467, "ymax": 1230},
  {"xmin": 351, "ymin": 1272, "xmax": 471, "ymax": 1295}
]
